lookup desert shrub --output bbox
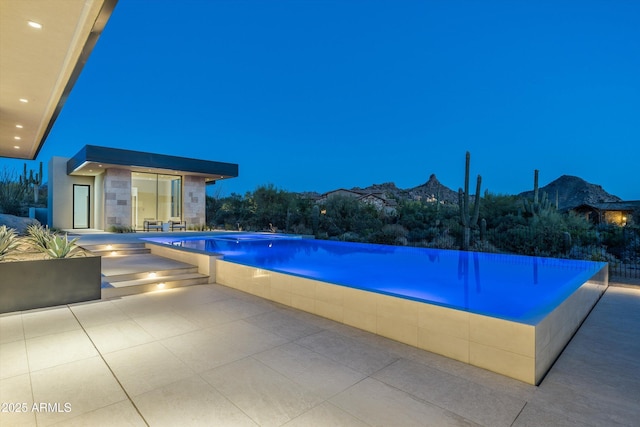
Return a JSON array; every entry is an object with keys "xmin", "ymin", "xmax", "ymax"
[
  {"xmin": 108, "ymin": 225, "xmax": 136, "ymax": 233},
  {"xmin": 338, "ymin": 232, "xmax": 362, "ymax": 242},
  {"xmin": 0, "ymin": 168, "xmax": 26, "ymax": 216},
  {"xmin": 596, "ymin": 224, "xmax": 626, "ymax": 258},
  {"xmin": 479, "ymin": 193, "xmax": 520, "ymax": 228},
  {"xmin": 291, "ymin": 223, "xmax": 312, "ymax": 236},
  {"xmin": 188, "ymin": 224, "xmax": 207, "ymax": 231},
  {"xmin": 428, "ymin": 233, "xmax": 457, "ymax": 249},
  {"xmin": 370, "ymin": 224, "xmax": 408, "ymax": 245}
]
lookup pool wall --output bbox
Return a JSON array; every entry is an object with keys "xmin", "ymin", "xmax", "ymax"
[{"xmin": 215, "ymin": 259, "xmax": 608, "ymax": 385}]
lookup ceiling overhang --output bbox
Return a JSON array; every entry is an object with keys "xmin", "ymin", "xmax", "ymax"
[
  {"xmin": 67, "ymin": 145, "xmax": 239, "ymax": 183},
  {"xmin": 0, "ymin": 0, "xmax": 118, "ymax": 160}
]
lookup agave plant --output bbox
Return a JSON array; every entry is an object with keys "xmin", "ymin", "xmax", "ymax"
[
  {"xmin": 0, "ymin": 225, "xmax": 20, "ymax": 261},
  {"xmin": 26, "ymin": 225, "xmax": 80, "ymax": 259},
  {"xmin": 43, "ymin": 234, "xmax": 80, "ymax": 259},
  {"xmin": 26, "ymin": 223, "xmax": 51, "ymax": 251}
]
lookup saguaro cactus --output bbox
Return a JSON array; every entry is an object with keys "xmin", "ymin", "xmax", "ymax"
[
  {"xmin": 480, "ymin": 218, "xmax": 487, "ymax": 243},
  {"xmin": 522, "ymin": 169, "xmax": 553, "ymax": 217},
  {"xmin": 311, "ymin": 204, "xmax": 320, "ymax": 235},
  {"xmin": 458, "ymin": 152, "xmax": 482, "ymax": 250},
  {"xmin": 19, "ymin": 162, "xmax": 43, "ymax": 204},
  {"xmin": 562, "ymin": 231, "xmax": 572, "ymax": 254}
]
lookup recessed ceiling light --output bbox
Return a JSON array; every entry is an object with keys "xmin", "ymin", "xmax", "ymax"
[
  {"xmin": 27, "ymin": 21, "xmax": 42, "ymax": 29},
  {"xmin": 14, "ymin": 136, "xmax": 21, "ymax": 140},
  {"xmin": 14, "ymin": 146, "xmax": 20, "ymax": 149},
  {"xmin": 16, "ymin": 124, "xmax": 23, "ymax": 129},
  {"xmin": 19, "ymin": 98, "xmax": 28, "ymax": 103}
]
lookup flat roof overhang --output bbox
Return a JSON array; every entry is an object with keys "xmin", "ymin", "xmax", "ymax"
[
  {"xmin": 67, "ymin": 145, "xmax": 238, "ymax": 183},
  {"xmin": 0, "ymin": 0, "xmax": 118, "ymax": 160}
]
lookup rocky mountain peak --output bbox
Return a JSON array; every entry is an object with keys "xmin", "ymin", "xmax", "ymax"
[
  {"xmin": 407, "ymin": 174, "xmax": 458, "ymax": 204},
  {"xmin": 313, "ymin": 173, "xmax": 623, "ymax": 210},
  {"xmin": 519, "ymin": 175, "xmax": 621, "ymax": 210}
]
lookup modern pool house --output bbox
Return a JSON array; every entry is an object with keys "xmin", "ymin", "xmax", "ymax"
[{"xmin": 48, "ymin": 145, "xmax": 238, "ymax": 231}]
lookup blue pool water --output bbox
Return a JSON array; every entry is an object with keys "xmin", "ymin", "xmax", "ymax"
[{"xmin": 145, "ymin": 233, "xmax": 606, "ymax": 324}]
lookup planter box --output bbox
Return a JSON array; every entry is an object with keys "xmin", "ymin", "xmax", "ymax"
[{"xmin": 0, "ymin": 256, "xmax": 101, "ymax": 314}]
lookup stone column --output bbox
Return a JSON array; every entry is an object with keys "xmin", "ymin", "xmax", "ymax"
[
  {"xmin": 183, "ymin": 175, "xmax": 205, "ymax": 227},
  {"xmin": 103, "ymin": 168, "xmax": 131, "ymax": 229}
]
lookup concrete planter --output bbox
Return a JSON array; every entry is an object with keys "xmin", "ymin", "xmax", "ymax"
[{"xmin": 0, "ymin": 256, "xmax": 101, "ymax": 314}]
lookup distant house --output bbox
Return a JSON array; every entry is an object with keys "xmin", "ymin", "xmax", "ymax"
[
  {"xmin": 316, "ymin": 188, "xmax": 397, "ymax": 214},
  {"xmin": 316, "ymin": 189, "xmax": 365, "ymax": 201},
  {"xmin": 571, "ymin": 201, "xmax": 640, "ymax": 226},
  {"xmin": 357, "ymin": 193, "xmax": 398, "ymax": 215}
]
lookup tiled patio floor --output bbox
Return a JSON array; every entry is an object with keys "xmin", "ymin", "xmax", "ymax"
[{"xmin": 1, "ymin": 284, "xmax": 638, "ymax": 426}]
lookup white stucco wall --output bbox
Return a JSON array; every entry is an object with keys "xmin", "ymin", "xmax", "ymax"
[{"xmin": 48, "ymin": 157, "xmax": 95, "ymax": 230}]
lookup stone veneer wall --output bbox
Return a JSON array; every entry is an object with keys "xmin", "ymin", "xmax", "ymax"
[
  {"xmin": 104, "ymin": 168, "xmax": 132, "ymax": 229},
  {"xmin": 183, "ymin": 175, "xmax": 206, "ymax": 226}
]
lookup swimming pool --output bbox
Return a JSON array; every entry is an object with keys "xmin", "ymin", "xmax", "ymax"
[{"xmin": 144, "ymin": 232, "xmax": 608, "ymax": 384}]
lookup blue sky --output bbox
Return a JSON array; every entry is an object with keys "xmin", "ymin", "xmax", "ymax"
[{"xmin": 4, "ymin": 0, "xmax": 640, "ymax": 199}]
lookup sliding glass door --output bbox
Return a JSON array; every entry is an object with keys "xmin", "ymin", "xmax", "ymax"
[{"xmin": 131, "ymin": 172, "xmax": 182, "ymax": 229}]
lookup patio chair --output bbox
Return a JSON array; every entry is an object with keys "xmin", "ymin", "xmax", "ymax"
[{"xmin": 143, "ymin": 219, "xmax": 163, "ymax": 232}]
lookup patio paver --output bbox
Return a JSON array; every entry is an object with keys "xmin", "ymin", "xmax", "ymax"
[{"xmin": 0, "ymin": 283, "xmax": 638, "ymax": 426}]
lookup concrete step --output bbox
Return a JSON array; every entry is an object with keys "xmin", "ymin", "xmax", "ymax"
[
  {"xmin": 101, "ymin": 273, "xmax": 210, "ymax": 298},
  {"xmin": 82, "ymin": 243, "xmax": 147, "ymax": 251},
  {"xmin": 105, "ymin": 266, "xmax": 200, "ymax": 283},
  {"xmin": 91, "ymin": 248, "xmax": 151, "ymax": 256},
  {"xmin": 96, "ymin": 248, "xmax": 210, "ymax": 298},
  {"xmin": 82, "ymin": 243, "xmax": 150, "ymax": 256}
]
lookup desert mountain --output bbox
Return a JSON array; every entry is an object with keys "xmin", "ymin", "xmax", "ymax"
[
  {"xmin": 350, "ymin": 182, "xmax": 409, "ymax": 200},
  {"xmin": 518, "ymin": 175, "xmax": 622, "ymax": 210},
  {"xmin": 407, "ymin": 174, "xmax": 459, "ymax": 204},
  {"xmin": 350, "ymin": 175, "xmax": 459, "ymax": 204},
  {"xmin": 317, "ymin": 174, "xmax": 622, "ymax": 211}
]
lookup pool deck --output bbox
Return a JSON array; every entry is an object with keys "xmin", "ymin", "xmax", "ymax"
[
  {"xmin": 1, "ymin": 231, "xmax": 639, "ymax": 426},
  {"xmin": 0, "ymin": 282, "xmax": 638, "ymax": 426}
]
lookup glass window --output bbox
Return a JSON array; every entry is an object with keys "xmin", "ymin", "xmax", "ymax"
[{"xmin": 132, "ymin": 172, "xmax": 182, "ymax": 229}]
